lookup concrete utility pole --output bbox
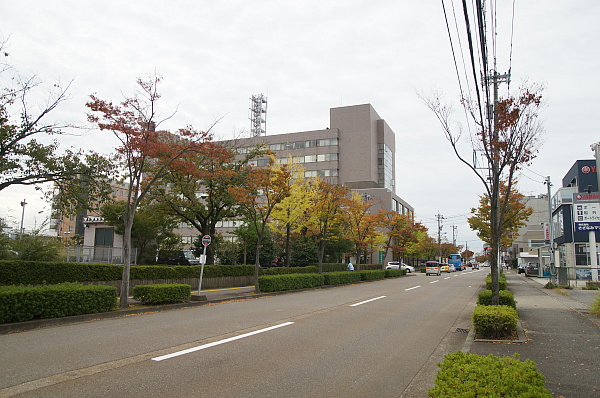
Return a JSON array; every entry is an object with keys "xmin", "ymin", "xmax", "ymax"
[
  {"xmin": 544, "ymin": 176, "xmax": 557, "ymax": 285},
  {"xmin": 19, "ymin": 199, "xmax": 27, "ymax": 237},
  {"xmin": 451, "ymin": 225, "xmax": 457, "ymax": 247},
  {"xmin": 436, "ymin": 213, "xmax": 445, "ymax": 262}
]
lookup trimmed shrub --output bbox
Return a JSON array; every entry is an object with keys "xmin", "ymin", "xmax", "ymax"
[
  {"xmin": 132, "ymin": 284, "xmax": 191, "ymax": 304},
  {"xmin": 258, "ymin": 274, "xmax": 325, "ymax": 293},
  {"xmin": 485, "ymin": 274, "xmax": 507, "ymax": 290},
  {"xmin": 319, "ymin": 263, "xmax": 349, "ymax": 273},
  {"xmin": 323, "ymin": 271, "xmax": 362, "ymax": 285},
  {"xmin": 358, "ymin": 270, "xmax": 386, "ymax": 281},
  {"xmin": 477, "ymin": 289, "xmax": 517, "ymax": 308},
  {"xmin": 428, "ymin": 351, "xmax": 551, "ymax": 397},
  {"xmin": 262, "ymin": 266, "xmax": 318, "ymax": 275},
  {"xmin": 590, "ymin": 293, "xmax": 600, "ymax": 317},
  {"xmin": 472, "ymin": 304, "xmax": 518, "ymax": 339},
  {"xmin": 385, "ymin": 269, "xmax": 405, "ymax": 278},
  {"xmin": 0, "ymin": 283, "xmax": 117, "ymax": 323}
]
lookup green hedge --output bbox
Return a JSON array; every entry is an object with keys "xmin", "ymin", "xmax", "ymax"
[
  {"xmin": 428, "ymin": 352, "xmax": 551, "ymax": 397},
  {"xmin": 385, "ymin": 269, "xmax": 405, "ymax": 278},
  {"xmin": 485, "ymin": 273, "xmax": 508, "ymax": 290},
  {"xmin": 318, "ymin": 263, "xmax": 350, "ymax": 272},
  {"xmin": 477, "ymin": 289, "xmax": 517, "ymax": 308},
  {"xmin": 472, "ymin": 304, "xmax": 518, "ymax": 339},
  {"xmin": 262, "ymin": 266, "xmax": 318, "ymax": 275},
  {"xmin": 132, "ymin": 283, "xmax": 191, "ymax": 304},
  {"xmin": 258, "ymin": 274, "xmax": 325, "ymax": 292},
  {"xmin": 0, "ymin": 261, "xmax": 256, "ymax": 285},
  {"xmin": 323, "ymin": 271, "xmax": 362, "ymax": 285},
  {"xmin": 0, "ymin": 283, "xmax": 117, "ymax": 323},
  {"xmin": 358, "ymin": 270, "xmax": 386, "ymax": 281}
]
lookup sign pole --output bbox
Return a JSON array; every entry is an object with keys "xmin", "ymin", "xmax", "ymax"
[{"xmin": 198, "ymin": 235, "xmax": 211, "ymax": 294}]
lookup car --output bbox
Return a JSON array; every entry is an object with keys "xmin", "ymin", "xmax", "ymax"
[
  {"xmin": 439, "ymin": 263, "xmax": 450, "ymax": 273},
  {"xmin": 386, "ymin": 261, "xmax": 415, "ymax": 273},
  {"xmin": 524, "ymin": 262, "xmax": 539, "ymax": 277},
  {"xmin": 517, "ymin": 264, "xmax": 526, "ymax": 274},
  {"xmin": 156, "ymin": 250, "xmax": 201, "ymax": 265},
  {"xmin": 425, "ymin": 261, "xmax": 441, "ymax": 276}
]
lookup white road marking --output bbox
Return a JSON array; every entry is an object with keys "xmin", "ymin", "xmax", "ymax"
[
  {"xmin": 405, "ymin": 286, "xmax": 421, "ymax": 291},
  {"xmin": 350, "ymin": 296, "xmax": 387, "ymax": 307},
  {"xmin": 430, "ymin": 280, "xmax": 439, "ymax": 284},
  {"xmin": 151, "ymin": 322, "xmax": 295, "ymax": 361}
]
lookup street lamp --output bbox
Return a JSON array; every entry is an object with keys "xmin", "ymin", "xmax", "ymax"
[{"xmin": 19, "ymin": 199, "xmax": 27, "ymax": 237}]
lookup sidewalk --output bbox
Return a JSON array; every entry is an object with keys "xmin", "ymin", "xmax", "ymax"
[{"xmin": 467, "ymin": 272, "xmax": 600, "ymax": 398}]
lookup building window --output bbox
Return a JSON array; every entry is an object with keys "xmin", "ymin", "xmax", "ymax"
[
  {"xmin": 94, "ymin": 228, "xmax": 114, "ymax": 247},
  {"xmin": 574, "ymin": 243, "xmax": 600, "ymax": 266},
  {"xmin": 378, "ymin": 144, "xmax": 393, "ymax": 190},
  {"xmin": 317, "ymin": 138, "xmax": 338, "ymax": 147}
]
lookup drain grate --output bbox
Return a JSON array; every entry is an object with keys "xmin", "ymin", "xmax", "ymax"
[{"xmin": 456, "ymin": 328, "xmax": 470, "ymax": 334}]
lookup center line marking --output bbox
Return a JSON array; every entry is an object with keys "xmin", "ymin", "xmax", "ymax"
[
  {"xmin": 405, "ymin": 286, "xmax": 421, "ymax": 291},
  {"xmin": 152, "ymin": 322, "xmax": 294, "ymax": 361},
  {"xmin": 350, "ymin": 296, "xmax": 386, "ymax": 307},
  {"xmin": 430, "ymin": 280, "xmax": 439, "ymax": 284}
]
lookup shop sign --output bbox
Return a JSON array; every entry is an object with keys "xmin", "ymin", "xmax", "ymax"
[{"xmin": 573, "ymin": 192, "xmax": 600, "ymax": 231}]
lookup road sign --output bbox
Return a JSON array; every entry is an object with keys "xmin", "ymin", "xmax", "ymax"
[{"xmin": 202, "ymin": 235, "xmax": 211, "ymax": 246}]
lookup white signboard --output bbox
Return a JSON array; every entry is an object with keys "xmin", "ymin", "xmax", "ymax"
[{"xmin": 573, "ymin": 193, "xmax": 600, "ymax": 231}]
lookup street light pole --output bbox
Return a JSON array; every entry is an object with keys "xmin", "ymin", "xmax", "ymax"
[{"xmin": 19, "ymin": 199, "xmax": 27, "ymax": 237}]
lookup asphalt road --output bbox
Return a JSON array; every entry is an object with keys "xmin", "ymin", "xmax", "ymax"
[{"xmin": 1, "ymin": 269, "xmax": 487, "ymax": 397}]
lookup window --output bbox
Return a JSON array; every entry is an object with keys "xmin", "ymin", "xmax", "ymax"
[
  {"xmin": 94, "ymin": 228, "xmax": 114, "ymax": 247},
  {"xmin": 317, "ymin": 138, "xmax": 338, "ymax": 147}
]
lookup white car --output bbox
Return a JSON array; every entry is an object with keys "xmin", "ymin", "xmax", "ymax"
[{"xmin": 386, "ymin": 261, "xmax": 415, "ymax": 273}]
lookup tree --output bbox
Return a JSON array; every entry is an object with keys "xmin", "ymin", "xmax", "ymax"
[
  {"xmin": 424, "ymin": 83, "xmax": 544, "ymax": 304},
  {"xmin": 229, "ymin": 155, "xmax": 292, "ymax": 292},
  {"xmin": 468, "ymin": 183, "xmax": 534, "ymax": 248},
  {"xmin": 376, "ymin": 210, "xmax": 427, "ymax": 268},
  {"xmin": 0, "ymin": 41, "xmax": 113, "ymax": 203},
  {"xmin": 86, "ymin": 74, "xmax": 211, "ymax": 307},
  {"xmin": 343, "ymin": 191, "xmax": 378, "ymax": 267},
  {"xmin": 304, "ymin": 178, "xmax": 349, "ymax": 273},
  {"xmin": 268, "ymin": 161, "xmax": 313, "ymax": 267}
]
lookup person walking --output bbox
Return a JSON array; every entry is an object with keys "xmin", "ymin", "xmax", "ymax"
[{"xmin": 347, "ymin": 262, "xmax": 354, "ymax": 271}]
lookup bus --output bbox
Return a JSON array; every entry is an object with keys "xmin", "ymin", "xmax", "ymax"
[{"xmin": 448, "ymin": 254, "xmax": 463, "ymax": 271}]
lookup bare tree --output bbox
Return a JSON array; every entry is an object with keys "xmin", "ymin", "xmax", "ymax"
[{"xmin": 423, "ymin": 83, "xmax": 544, "ymax": 304}]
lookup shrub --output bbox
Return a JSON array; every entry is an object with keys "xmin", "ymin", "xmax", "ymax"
[
  {"xmin": 132, "ymin": 284, "xmax": 191, "ymax": 304},
  {"xmin": 323, "ymin": 271, "xmax": 362, "ymax": 285},
  {"xmin": 428, "ymin": 352, "xmax": 551, "ymax": 397},
  {"xmin": 319, "ymin": 263, "xmax": 349, "ymax": 273},
  {"xmin": 590, "ymin": 293, "xmax": 600, "ymax": 317},
  {"xmin": 0, "ymin": 283, "xmax": 117, "ymax": 323},
  {"xmin": 258, "ymin": 274, "xmax": 325, "ymax": 292},
  {"xmin": 472, "ymin": 304, "xmax": 518, "ymax": 339},
  {"xmin": 262, "ymin": 266, "xmax": 318, "ymax": 275},
  {"xmin": 358, "ymin": 270, "xmax": 386, "ymax": 281},
  {"xmin": 485, "ymin": 274, "xmax": 507, "ymax": 290},
  {"xmin": 385, "ymin": 269, "xmax": 405, "ymax": 278},
  {"xmin": 477, "ymin": 289, "xmax": 517, "ymax": 308}
]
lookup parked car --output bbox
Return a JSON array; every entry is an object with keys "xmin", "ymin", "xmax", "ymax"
[
  {"xmin": 386, "ymin": 261, "xmax": 415, "ymax": 273},
  {"xmin": 525, "ymin": 262, "xmax": 539, "ymax": 277},
  {"xmin": 518, "ymin": 264, "xmax": 526, "ymax": 274},
  {"xmin": 425, "ymin": 261, "xmax": 441, "ymax": 276},
  {"xmin": 157, "ymin": 250, "xmax": 201, "ymax": 265}
]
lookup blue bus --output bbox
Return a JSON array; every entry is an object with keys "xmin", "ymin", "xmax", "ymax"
[{"xmin": 448, "ymin": 254, "xmax": 463, "ymax": 271}]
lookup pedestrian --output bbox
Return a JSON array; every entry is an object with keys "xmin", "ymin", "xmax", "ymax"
[{"xmin": 347, "ymin": 262, "xmax": 354, "ymax": 271}]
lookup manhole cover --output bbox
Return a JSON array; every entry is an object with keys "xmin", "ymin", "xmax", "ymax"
[{"xmin": 455, "ymin": 328, "xmax": 470, "ymax": 334}]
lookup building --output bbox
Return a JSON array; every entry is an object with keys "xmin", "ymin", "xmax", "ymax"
[
  {"xmin": 551, "ymin": 159, "xmax": 600, "ymax": 285},
  {"xmin": 507, "ymin": 194, "xmax": 550, "ymax": 267}
]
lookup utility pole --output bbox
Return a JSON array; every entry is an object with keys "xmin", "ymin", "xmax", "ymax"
[
  {"xmin": 451, "ymin": 225, "xmax": 457, "ymax": 247},
  {"xmin": 436, "ymin": 213, "xmax": 445, "ymax": 262},
  {"xmin": 544, "ymin": 176, "xmax": 557, "ymax": 285}
]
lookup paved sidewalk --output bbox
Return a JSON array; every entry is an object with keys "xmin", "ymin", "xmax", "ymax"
[{"xmin": 468, "ymin": 272, "xmax": 600, "ymax": 398}]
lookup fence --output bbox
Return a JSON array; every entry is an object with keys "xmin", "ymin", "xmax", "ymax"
[{"xmin": 66, "ymin": 247, "xmax": 137, "ymax": 265}]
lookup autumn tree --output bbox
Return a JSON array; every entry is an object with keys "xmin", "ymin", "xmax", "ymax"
[
  {"xmin": 468, "ymin": 183, "xmax": 534, "ymax": 248},
  {"xmin": 229, "ymin": 154, "xmax": 292, "ymax": 292},
  {"xmin": 150, "ymin": 141, "xmax": 263, "ymax": 264},
  {"xmin": 424, "ymin": 83, "xmax": 544, "ymax": 304},
  {"xmin": 304, "ymin": 178, "xmax": 349, "ymax": 273},
  {"xmin": 86, "ymin": 74, "xmax": 211, "ymax": 307},
  {"xmin": 268, "ymin": 160, "xmax": 314, "ymax": 267},
  {"xmin": 376, "ymin": 210, "xmax": 427, "ymax": 268},
  {"xmin": 342, "ymin": 192, "xmax": 379, "ymax": 267}
]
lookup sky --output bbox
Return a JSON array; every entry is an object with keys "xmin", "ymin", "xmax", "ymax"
[{"xmin": 1, "ymin": 0, "xmax": 599, "ymax": 253}]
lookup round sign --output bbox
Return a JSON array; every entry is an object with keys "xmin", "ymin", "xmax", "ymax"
[{"xmin": 201, "ymin": 235, "xmax": 211, "ymax": 246}]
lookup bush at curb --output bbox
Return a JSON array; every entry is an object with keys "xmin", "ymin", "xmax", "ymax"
[
  {"xmin": 477, "ymin": 289, "xmax": 517, "ymax": 308},
  {"xmin": 485, "ymin": 274, "xmax": 507, "ymax": 291},
  {"xmin": 590, "ymin": 293, "xmax": 600, "ymax": 317},
  {"xmin": 428, "ymin": 351, "xmax": 551, "ymax": 397},
  {"xmin": 132, "ymin": 283, "xmax": 191, "ymax": 304},
  {"xmin": 323, "ymin": 271, "xmax": 362, "ymax": 285},
  {"xmin": 472, "ymin": 304, "xmax": 518, "ymax": 339},
  {"xmin": 258, "ymin": 274, "xmax": 325, "ymax": 292}
]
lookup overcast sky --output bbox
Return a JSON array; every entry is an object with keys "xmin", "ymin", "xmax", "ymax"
[{"xmin": 2, "ymin": 1, "xmax": 599, "ymax": 252}]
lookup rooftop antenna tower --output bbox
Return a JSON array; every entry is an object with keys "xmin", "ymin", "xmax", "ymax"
[{"xmin": 249, "ymin": 94, "xmax": 267, "ymax": 136}]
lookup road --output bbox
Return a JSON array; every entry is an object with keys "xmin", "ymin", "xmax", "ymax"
[{"xmin": 1, "ymin": 269, "xmax": 486, "ymax": 397}]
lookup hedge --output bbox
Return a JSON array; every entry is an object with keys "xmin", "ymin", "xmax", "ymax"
[
  {"xmin": 132, "ymin": 284, "xmax": 191, "ymax": 304},
  {"xmin": 0, "ymin": 283, "xmax": 117, "ymax": 323},
  {"xmin": 477, "ymin": 289, "xmax": 517, "ymax": 308},
  {"xmin": 323, "ymin": 271, "xmax": 362, "ymax": 285},
  {"xmin": 258, "ymin": 274, "xmax": 325, "ymax": 292},
  {"xmin": 262, "ymin": 266, "xmax": 318, "ymax": 275},
  {"xmin": 358, "ymin": 270, "xmax": 386, "ymax": 281},
  {"xmin": 385, "ymin": 269, "xmax": 405, "ymax": 278},
  {"xmin": 472, "ymin": 304, "xmax": 518, "ymax": 339},
  {"xmin": 485, "ymin": 273, "xmax": 508, "ymax": 291},
  {"xmin": 428, "ymin": 352, "xmax": 551, "ymax": 397}
]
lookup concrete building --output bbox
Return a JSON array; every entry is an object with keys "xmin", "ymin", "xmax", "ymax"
[
  {"xmin": 507, "ymin": 194, "xmax": 550, "ymax": 268},
  {"xmin": 552, "ymin": 159, "xmax": 600, "ymax": 285}
]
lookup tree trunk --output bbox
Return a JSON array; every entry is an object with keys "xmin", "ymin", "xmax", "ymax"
[
  {"xmin": 119, "ymin": 215, "xmax": 134, "ymax": 308},
  {"xmin": 284, "ymin": 223, "xmax": 291, "ymax": 267}
]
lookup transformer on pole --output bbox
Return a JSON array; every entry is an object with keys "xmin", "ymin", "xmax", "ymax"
[{"xmin": 249, "ymin": 94, "xmax": 267, "ymax": 136}]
